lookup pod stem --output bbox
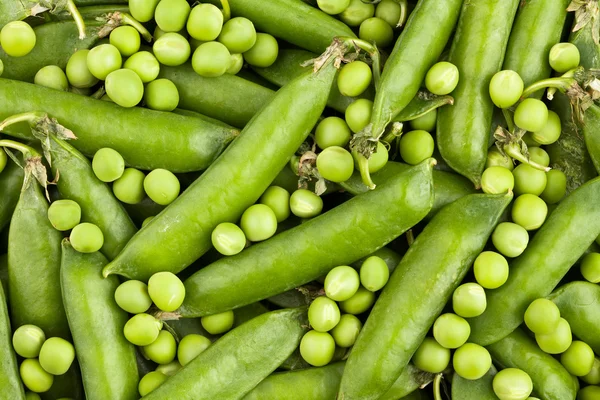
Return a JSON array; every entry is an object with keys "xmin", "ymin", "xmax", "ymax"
[
  {"xmin": 65, "ymin": 0, "xmax": 86, "ymax": 39},
  {"xmin": 220, "ymin": 0, "xmax": 231, "ymax": 21},
  {"xmin": 99, "ymin": 12, "xmax": 153, "ymax": 42},
  {"xmin": 501, "ymin": 108, "xmax": 515, "ymax": 132},
  {"xmin": 493, "ymin": 126, "xmax": 551, "ymax": 172},
  {"xmin": 521, "ymin": 76, "xmax": 578, "ymax": 100},
  {"xmin": 0, "ymin": 140, "xmax": 48, "ymax": 195},
  {"xmin": 380, "ymin": 121, "xmax": 403, "ymax": 145},
  {"xmin": 352, "ymin": 148, "xmax": 376, "ymax": 190},
  {"xmin": 433, "ymin": 374, "xmax": 443, "ymax": 400},
  {"xmin": 120, "ymin": 12, "xmax": 153, "ymax": 42},
  {"xmin": 396, "ymin": 0, "xmax": 408, "ymax": 28},
  {"xmin": 0, "ymin": 140, "xmax": 40, "ymax": 159}
]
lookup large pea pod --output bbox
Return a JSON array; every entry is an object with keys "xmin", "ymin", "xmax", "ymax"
[
  {"xmin": 212, "ymin": 0, "xmax": 355, "ymax": 54},
  {"xmin": 339, "ymin": 192, "xmax": 513, "ymax": 400},
  {"xmin": 502, "ymin": 0, "xmax": 570, "ymax": 90},
  {"xmin": 60, "ymin": 239, "xmax": 139, "ymax": 400},
  {"xmin": 144, "ymin": 308, "xmax": 307, "ymax": 400},
  {"xmin": 103, "ymin": 59, "xmax": 338, "ymax": 281},
  {"xmin": 468, "ymin": 177, "xmax": 600, "ymax": 345},
  {"xmin": 39, "ymin": 128, "xmax": 137, "ymax": 259},
  {"xmin": 159, "ymin": 63, "xmax": 276, "ymax": 128},
  {"xmin": 0, "ymin": 79, "xmax": 239, "ymax": 173},
  {"xmin": 487, "ymin": 329, "xmax": 579, "ymax": 399},
  {"xmin": 176, "ymin": 159, "xmax": 434, "ymax": 317},
  {"xmin": 548, "ymin": 281, "xmax": 600, "ymax": 354},
  {"xmin": 583, "ymin": 104, "xmax": 600, "ymax": 175},
  {"xmin": 437, "ymin": 0, "xmax": 520, "ymax": 187},
  {"xmin": 0, "ymin": 284, "xmax": 25, "ymax": 399},
  {"xmin": 0, "ymin": 157, "xmax": 24, "ymax": 232},
  {"xmin": 6, "ymin": 146, "xmax": 69, "ymax": 338},
  {"xmin": 451, "ymin": 366, "xmax": 497, "ymax": 400}
]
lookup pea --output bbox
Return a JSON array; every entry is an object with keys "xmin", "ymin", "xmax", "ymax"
[
  {"xmin": 317, "ymin": 0, "xmax": 350, "ymax": 14},
  {"xmin": 20, "ymin": 359, "xmax": 53, "ymax": 393},
  {"xmin": 87, "ymin": 44, "xmax": 122, "ymax": 80},
  {"xmin": 290, "ymin": 189, "xmax": 323, "ymax": 218},
  {"xmin": 240, "ymin": 204, "xmax": 278, "ymax": 242},
  {"xmin": 473, "ymin": 251, "xmax": 509, "ymax": 289},
  {"xmin": 375, "ymin": 0, "xmax": 402, "ymax": 27},
  {"xmin": 324, "ymin": 265, "xmax": 360, "ymax": 301},
  {"xmin": 12, "ymin": 324, "xmax": 46, "ymax": 358},
  {"xmin": 114, "ymin": 280, "xmax": 153, "ymax": 314},
  {"xmin": 412, "ymin": 337, "xmax": 451, "ymax": 374},
  {"xmin": 0, "ymin": 21, "xmax": 36, "ymax": 58},
  {"xmin": 226, "ymin": 53, "xmax": 244, "ymax": 75},
  {"xmin": 433, "ymin": 313, "xmax": 471, "ymax": 349},
  {"xmin": 92, "ymin": 148, "xmax": 125, "ymax": 183},
  {"xmin": 535, "ymin": 317, "xmax": 572, "ymax": 354},
  {"xmin": 34, "ymin": 65, "xmax": 68, "ymax": 91},
  {"xmin": 452, "ymin": 283, "xmax": 487, "ymax": 318},
  {"xmin": 299, "ymin": 330, "xmax": 335, "ymax": 367},
  {"xmin": 192, "ymin": 41, "xmax": 231, "ymax": 78},
  {"xmin": 316, "ymin": 146, "xmax": 354, "ymax": 183},
  {"xmin": 243, "ymin": 33, "xmax": 279, "ymax": 68},
  {"xmin": 142, "ymin": 216, "xmax": 154, "ymax": 228},
  {"xmin": 511, "ymin": 194, "xmax": 548, "ymax": 231},
  {"xmin": 528, "ymin": 147, "xmax": 550, "ymax": 167},
  {"xmin": 337, "ymin": 61, "xmax": 372, "ymax": 97},
  {"xmin": 148, "ymin": 271, "xmax": 185, "ymax": 312},
  {"xmin": 492, "ymin": 368, "xmax": 533, "ymax": 400},
  {"xmin": 153, "ymin": 33, "xmax": 191, "ymax": 67},
  {"xmin": 355, "ymin": 141, "xmax": 388, "ymax": 173},
  {"xmin": 425, "ymin": 61, "xmax": 460, "ymax": 95},
  {"xmin": 259, "ymin": 186, "xmax": 291, "ymax": 223},
  {"xmin": 105, "ymin": 69, "xmax": 144, "ymax": 108},
  {"xmin": 513, "ymin": 164, "xmax": 548, "ymax": 196},
  {"xmin": 123, "ymin": 313, "xmax": 163, "ymax": 346},
  {"xmin": 0, "ymin": 59, "xmax": 3, "ymax": 77},
  {"xmin": 24, "ymin": 393, "xmax": 41, "ymax": 400},
  {"xmin": 359, "ymin": 256, "xmax": 389, "ymax": 292},
  {"xmin": 155, "ymin": 360, "xmax": 182, "ymax": 376},
  {"xmin": 345, "ymin": 99, "xmax": 373, "ymax": 133},
  {"xmin": 124, "ymin": 51, "xmax": 161, "ymax": 83},
  {"xmin": 187, "ymin": 4, "xmax": 224, "ymax": 41},
  {"xmin": 155, "ymin": 0, "xmax": 191, "ymax": 32},
  {"xmin": 410, "ymin": 109, "xmax": 437, "ymax": 132},
  {"xmin": 130, "ymin": 0, "xmax": 160, "ymax": 22},
  {"xmin": 38, "ymin": 337, "xmax": 75, "ymax": 375},
  {"xmin": 579, "ymin": 386, "xmax": 600, "ymax": 400},
  {"xmin": 144, "ymin": 169, "xmax": 180, "ymax": 206},
  {"xmin": 524, "ymin": 298, "xmax": 561, "ymax": 335},
  {"xmin": 541, "ymin": 169, "xmax": 567, "ymax": 205},
  {"xmin": 339, "ymin": 0, "xmax": 375, "ymax": 27},
  {"xmin": 66, "ymin": 49, "xmax": 99, "ymax": 88},
  {"xmin": 514, "ymin": 98, "xmax": 549, "ymax": 133},
  {"xmin": 582, "ymin": 357, "xmax": 600, "ymax": 385},
  {"xmin": 143, "ymin": 330, "xmax": 177, "ymax": 364},
  {"xmin": 218, "ymin": 17, "xmax": 257, "ymax": 54},
  {"xmin": 308, "ymin": 296, "xmax": 341, "ymax": 332},
  {"xmin": 359, "ymin": 17, "xmax": 394, "ymax": 48},
  {"xmin": 0, "ymin": 148, "xmax": 6, "ymax": 173},
  {"xmin": 138, "ymin": 371, "xmax": 168, "ymax": 397},
  {"xmin": 70, "ymin": 223, "xmax": 104, "ymax": 253},
  {"xmin": 489, "ymin": 70, "xmax": 524, "ymax": 109},
  {"xmin": 178, "ymin": 334, "xmax": 211, "ymax": 366},
  {"xmin": 560, "ymin": 340, "xmax": 595, "ymax": 377},
  {"xmin": 47, "ymin": 199, "xmax": 81, "ymax": 231},
  {"xmin": 211, "ymin": 222, "xmax": 247, "ymax": 256},
  {"xmin": 481, "ymin": 166, "xmax": 515, "ymax": 195},
  {"xmin": 452, "ymin": 343, "xmax": 492, "ymax": 380},
  {"xmin": 532, "ymin": 110, "xmax": 561, "ymax": 145},
  {"xmin": 201, "ymin": 310, "xmax": 235, "ymax": 335},
  {"xmin": 315, "ymin": 117, "xmax": 352, "ymax": 149},
  {"xmin": 492, "ymin": 222, "xmax": 529, "ymax": 258},
  {"xmin": 113, "ymin": 168, "xmax": 146, "ymax": 204},
  {"xmin": 339, "ymin": 286, "xmax": 375, "ymax": 314},
  {"xmin": 110, "ymin": 26, "xmax": 141, "ymax": 57},
  {"xmin": 330, "ymin": 314, "xmax": 362, "ymax": 348},
  {"xmin": 144, "ymin": 79, "xmax": 179, "ymax": 112},
  {"xmin": 581, "ymin": 252, "xmax": 600, "ymax": 283},
  {"xmin": 486, "ymin": 148, "xmax": 514, "ymax": 171},
  {"xmin": 549, "ymin": 42, "xmax": 580, "ymax": 73}
]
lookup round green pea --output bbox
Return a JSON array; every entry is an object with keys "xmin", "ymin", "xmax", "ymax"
[
  {"xmin": 355, "ymin": 141, "xmax": 388, "ymax": 173},
  {"xmin": 579, "ymin": 386, "xmax": 600, "ymax": 400},
  {"xmin": 299, "ymin": 330, "xmax": 335, "ymax": 367},
  {"xmin": 143, "ymin": 169, "xmax": 180, "ymax": 206},
  {"xmin": 290, "ymin": 189, "xmax": 323, "ymax": 218},
  {"xmin": 493, "ymin": 368, "xmax": 533, "ymax": 400},
  {"xmin": 315, "ymin": 116, "xmax": 352, "ymax": 149},
  {"xmin": 192, "ymin": 41, "xmax": 231, "ymax": 78},
  {"xmin": 153, "ymin": 33, "xmax": 191, "ymax": 67},
  {"xmin": 433, "ymin": 313, "xmax": 471, "ymax": 349},
  {"xmin": 123, "ymin": 51, "xmax": 161, "ymax": 83},
  {"xmin": 92, "ymin": 147, "xmax": 125, "ymax": 183},
  {"xmin": 144, "ymin": 78, "xmax": 179, "ymax": 111},
  {"xmin": 452, "ymin": 283, "xmax": 487, "ymax": 318},
  {"xmin": 239, "ymin": 204, "xmax": 278, "ymax": 242},
  {"xmin": 187, "ymin": 4, "xmax": 223, "ymax": 41},
  {"xmin": 561, "ymin": 340, "xmax": 595, "ymax": 376},
  {"xmin": 105, "ymin": 68, "xmax": 144, "ymax": 108},
  {"xmin": 399, "ymin": 130, "xmax": 435, "ymax": 165},
  {"xmin": 155, "ymin": 360, "xmax": 182, "ymax": 376},
  {"xmin": 359, "ymin": 17, "xmax": 393, "ymax": 48},
  {"xmin": 541, "ymin": 169, "xmax": 567, "ymax": 205},
  {"xmin": 34, "ymin": 65, "xmax": 68, "ymax": 91},
  {"xmin": 330, "ymin": 314, "xmax": 362, "ymax": 348},
  {"xmin": 201, "ymin": 310, "xmax": 235, "ymax": 335},
  {"xmin": 412, "ymin": 337, "xmax": 451, "ymax": 373},
  {"xmin": 24, "ymin": 392, "xmax": 41, "ymax": 400},
  {"xmin": 243, "ymin": 33, "xmax": 279, "ymax": 68},
  {"xmin": 425, "ymin": 61, "xmax": 460, "ymax": 95},
  {"xmin": 70, "ymin": 223, "xmax": 104, "ymax": 253},
  {"xmin": 511, "ymin": 194, "xmax": 548, "ymax": 231},
  {"xmin": 138, "ymin": 371, "xmax": 168, "ymax": 397},
  {"xmin": 359, "ymin": 256, "xmax": 389, "ymax": 292},
  {"xmin": 66, "ymin": 49, "xmax": 99, "ymax": 88},
  {"xmin": 492, "ymin": 222, "xmax": 529, "ymax": 258},
  {"xmin": 178, "ymin": 334, "xmax": 211, "ymax": 366},
  {"xmin": 473, "ymin": 251, "xmax": 509, "ymax": 289},
  {"xmin": 337, "ymin": 60, "xmax": 372, "ymax": 97},
  {"xmin": 87, "ymin": 44, "xmax": 122, "ymax": 80},
  {"xmin": 20, "ymin": 359, "xmax": 53, "ymax": 393},
  {"xmin": 38, "ymin": 337, "xmax": 75, "ymax": 375},
  {"xmin": 581, "ymin": 252, "xmax": 600, "ymax": 283},
  {"xmin": 481, "ymin": 166, "xmax": 514, "ymax": 195},
  {"xmin": 12, "ymin": 325, "xmax": 45, "ymax": 358},
  {"xmin": 452, "ymin": 343, "xmax": 492, "ymax": 380},
  {"xmin": 148, "ymin": 271, "xmax": 185, "ymax": 312},
  {"xmin": 409, "ymin": 109, "xmax": 437, "ymax": 132},
  {"xmin": 487, "ymin": 148, "xmax": 514, "ymax": 171},
  {"xmin": 549, "ymin": 42, "xmax": 580, "ymax": 73},
  {"xmin": 143, "ymin": 330, "xmax": 177, "ymax": 364},
  {"xmin": 324, "ymin": 265, "xmax": 360, "ymax": 301},
  {"xmin": 340, "ymin": 0, "xmax": 374, "ymax": 27},
  {"xmin": 114, "ymin": 280, "xmax": 153, "ymax": 314},
  {"xmin": 123, "ymin": 313, "xmax": 163, "ymax": 346},
  {"xmin": 218, "ymin": 17, "xmax": 257, "ymax": 54},
  {"xmin": 339, "ymin": 286, "xmax": 375, "ymax": 314},
  {"xmin": 535, "ymin": 317, "xmax": 572, "ymax": 354},
  {"xmin": 47, "ymin": 199, "xmax": 81, "ymax": 231},
  {"xmin": 345, "ymin": 99, "xmax": 373, "ymax": 133},
  {"xmin": 513, "ymin": 164, "xmax": 548, "ymax": 196},
  {"xmin": 582, "ymin": 357, "xmax": 600, "ymax": 385},
  {"xmin": 226, "ymin": 53, "xmax": 244, "ymax": 75},
  {"xmin": 113, "ymin": 168, "xmax": 146, "ymax": 204},
  {"xmin": 211, "ymin": 222, "xmax": 247, "ymax": 256},
  {"xmin": 154, "ymin": 0, "xmax": 191, "ymax": 32},
  {"xmin": 259, "ymin": 186, "xmax": 291, "ymax": 223},
  {"xmin": 308, "ymin": 296, "xmax": 341, "ymax": 332},
  {"xmin": 110, "ymin": 26, "xmax": 140, "ymax": 57}
]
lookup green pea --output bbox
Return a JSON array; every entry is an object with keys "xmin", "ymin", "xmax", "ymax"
[
  {"xmin": 481, "ymin": 166, "xmax": 514, "ymax": 195},
  {"xmin": 92, "ymin": 148, "xmax": 125, "ymax": 183},
  {"xmin": 375, "ymin": 0, "xmax": 401, "ymax": 27},
  {"xmin": 226, "ymin": 53, "xmax": 244, "ymax": 75},
  {"xmin": 549, "ymin": 42, "xmax": 580, "ymax": 73},
  {"xmin": 142, "ymin": 216, "xmax": 154, "ymax": 228},
  {"xmin": 114, "ymin": 280, "xmax": 153, "ymax": 314},
  {"xmin": 144, "ymin": 169, "xmax": 180, "ymax": 206},
  {"xmin": 129, "ymin": 0, "xmax": 160, "ymax": 22},
  {"xmin": 532, "ymin": 110, "xmax": 561, "ymax": 145},
  {"xmin": 399, "ymin": 130, "xmax": 435, "ymax": 165},
  {"xmin": 579, "ymin": 386, "xmax": 600, "ymax": 400},
  {"xmin": 299, "ymin": 330, "xmax": 335, "ymax": 367},
  {"xmin": 87, "ymin": 44, "xmax": 122, "ymax": 80},
  {"xmin": 514, "ymin": 98, "xmax": 549, "ymax": 133},
  {"xmin": 345, "ymin": 99, "xmax": 373, "ymax": 133},
  {"xmin": 339, "ymin": 286, "xmax": 375, "ymax": 314},
  {"xmin": 240, "ymin": 204, "xmax": 278, "ymax": 242},
  {"xmin": 38, "ymin": 337, "xmax": 75, "ymax": 375},
  {"xmin": 356, "ymin": 141, "xmax": 388, "ymax": 173},
  {"xmin": 155, "ymin": 360, "xmax": 182, "ymax": 376},
  {"xmin": 561, "ymin": 340, "xmax": 594, "ymax": 377},
  {"xmin": 201, "ymin": 310, "xmax": 235, "ymax": 335},
  {"xmin": 317, "ymin": 0, "xmax": 350, "ymax": 14},
  {"xmin": 20, "ymin": 359, "xmax": 53, "ymax": 393},
  {"xmin": 113, "ymin": 168, "xmax": 146, "ymax": 204},
  {"xmin": 308, "ymin": 296, "xmax": 341, "ymax": 332},
  {"xmin": 143, "ymin": 330, "xmax": 177, "ymax": 364},
  {"xmin": 324, "ymin": 265, "xmax": 360, "ymax": 301},
  {"xmin": 489, "ymin": 70, "xmax": 524, "ymax": 109},
  {"xmin": 12, "ymin": 324, "xmax": 45, "ymax": 358},
  {"xmin": 359, "ymin": 17, "xmax": 394, "ymax": 48},
  {"xmin": 528, "ymin": 147, "xmax": 550, "ymax": 167},
  {"xmin": 47, "ymin": 199, "xmax": 81, "ymax": 231},
  {"xmin": 66, "ymin": 49, "xmax": 99, "ymax": 88},
  {"xmin": 412, "ymin": 337, "xmax": 451, "ymax": 373},
  {"xmin": 473, "ymin": 251, "xmax": 509, "ymax": 289},
  {"xmin": 178, "ymin": 334, "xmax": 211, "ymax": 366},
  {"xmin": 0, "ymin": 59, "xmax": 4, "ymax": 77},
  {"xmin": 486, "ymin": 148, "xmax": 514, "ymax": 170},
  {"xmin": 511, "ymin": 194, "xmax": 548, "ymax": 231},
  {"xmin": 187, "ymin": 4, "xmax": 223, "ymax": 41},
  {"xmin": 337, "ymin": 61, "xmax": 372, "ymax": 98},
  {"xmin": 433, "ymin": 313, "xmax": 471, "ymax": 349},
  {"xmin": 359, "ymin": 256, "xmax": 389, "ymax": 292},
  {"xmin": 581, "ymin": 252, "xmax": 600, "ymax": 283},
  {"xmin": 492, "ymin": 222, "xmax": 529, "ymax": 258},
  {"xmin": 290, "ymin": 189, "xmax": 323, "ymax": 218},
  {"xmin": 330, "ymin": 314, "xmax": 362, "ymax": 348},
  {"xmin": 138, "ymin": 371, "xmax": 168, "ymax": 397},
  {"xmin": 540, "ymin": 169, "xmax": 567, "ymax": 205},
  {"xmin": 218, "ymin": 17, "xmax": 257, "ymax": 54},
  {"xmin": 0, "ymin": 21, "xmax": 36, "ymax": 57},
  {"xmin": 192, "ymin": 41, "xmax": 231, "ymax": 78},
  {"xmin": 144, "ymin": 79, "xmax": 179, "ymax": 112},
  {"xmin": 110, "ymin": 26, "xmax": 141, "ymax": 57},
  {"xmin": 243, "ymin": 33, "xmax": 279, "ymax": 68},
  {"xmin": 582, "ymin": 357, "xmax": 600, "ymax": 385},
  {"xmin": 34, "ymin": 65, "xmax": 68, "ymax": 91},
  {"xmin": 317, "ymin": 146, "xmax": 354, "ymax": 183},
  {"xmin": 24, "ymin": 392, "xmax": 41, "ymax": 400},
  {"xmin": 452, "ymin": 343, "xmax": 492, "ymax": 380},
  {"xmin": 315, "ymin": 116, "xmax": 352, "ymax": 149},
  {"xmin": 124, "ymin": 51, "xmax": 161, "ymax": 83},
  {"xmin": 513, "ymin": 164, "xmax": 547, "ymax": 196},
  {"xmin": 148, "ymin": 271, "xmax": 186, "ymax": 312},
  {"xmin": 124, "ymin": 313, "xmax": 163, "ymax": 346},
  {"xmin": 492, "ymin": 368, "xmax": 533, "ymax": 400},
  {"xmin": 452, "ymin": 283, "xmax": 487, "ymax": 318},
  {"xmin": 153, "ymin": 33, "xmax": 191, "ymax": 67},
  {"xmin": 0, "ymin": 148, "xmax": 6, "ymax": 173},
  {"xmin": 211, "ymin": 222, "xmax": 247, "ymax": 256},
  {"xmin": 106, "ymin": 68, "xmax": 145, "ymax": 108},
  {"xmin": 155, "ymin": 0, "xmax": 191, "ymax": 32},
  {"xmin": 70, "ymin": 223, "xmax": 104, "ymax": 253},
  {"xmin": 339, "ymin": 0, "xmax": 374, "ymax": 27},
  {"xmin": 154, "ymin": 26, "xmax": 188, "ymax": 41},
  {"xmin": 425, "ymin": 61, "xmax": 460, "ymax": 96},
  {"xmin": 535, "ymin": 317, "xmax": 572, "ymax": 354},
  {"xmin": 259, "ymin": 186, "xmax": 291, "ymax": 223},
  {"xmin": 409, "ymin": 109, "xmax": 437, "ymax": 132}
]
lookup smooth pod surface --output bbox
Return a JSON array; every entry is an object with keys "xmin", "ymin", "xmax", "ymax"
[
  {"xmin": 451, "ymin": 365, "xmax": 497, "ymax": 400},
  {"xmin": 0, "ymin": 284, "xmax": 24, "ymax": 399},
  {"xmin": 0, "ymin": 158, "xmax": 23, "ymax": 232}
]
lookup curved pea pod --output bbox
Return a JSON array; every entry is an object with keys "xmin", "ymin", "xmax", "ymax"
[
  {"xmin": 339, "ymin": 192, "xmax": 512, "ymax": 400},
  {"xmin": 0, "ymin": 284, "xmax": 25, "ymax": 399},
  {"xmin": 570, "ymin": 2, "xmax": 600, "ymax": 70},
  {"xmin": 175, "ymin": 159, "xmax": 434, "ymax": 317},
  {"xmin": 438, "ymin": 0, "xmax": 520, "ymax": 187},
  {"xmin": 0, "ymin": 157, "xmax": 24, "ymax": 232},
  {"xmin": 468, "ymin": 177, "xmax": 600, "ymax": 345},
  {"xmin": 159, "ymin": 63, "xmax": 276, "ymax": 128},
  {"xmin": 144, "ymin": 308, "xmax": 308, "ymax": 400},
  {"xmin": 60, "ymin": 239, "xmax": 138, "ymax": 400},
  {"xmin": 503, "ymin": 0, "xmax": 570, "ymax": 91},
  {"xmin": 548, "ymin": 281, "xmax": 600, "ymax": 354},
  {"xmin": 339, "ymin": 161, "xmax": 476, "ymax": 220},
  {"xmin": 487, "ymin": 329, "xmax": 579, "ymax": 400},
  {"xmin": 103, "ymin": 60, "xmax": 338, "ymax": 281},
  {"xmin": 217, "ymin": 0, "xmax": 355, "ymax": 54},
  {"xmin": 451, "ymin": 365, "xmax": 498, "ymax": 400},
  {"xmin": 0, "ymin": 79, "xmax": 240, "ymax": 173}
]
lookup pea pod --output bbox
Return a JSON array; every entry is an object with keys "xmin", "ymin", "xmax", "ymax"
[
  {"xmin": 0, "ymin": 157, "xmax": 24, "ymax": 232},
  {"xmin": 213, "ymin": 0, "xmax": 355, "ymax": 54},
  {"xmin": 339, "ymin": 192, "xmax": 512, "ymax": 400},
  {"xmin": 380, "ymin": 364, "xmax": 435, "ymax": 400},
  {"xmin": 339, "ymin": 161, "xmax": 476, "ymax": 220},
  {"xmin": 468, "ymin": 177, "xmax": 600, "ymax": 346},
  {"xmin": 487, "ymin": 329, "xmax": 579, "ymax": 400},
  {"xmin": 4, "ymin": 141, "xmax": 69, "ymax": 339},
  {"xmin": 0, "ymin": 253, "xmax": 8, "ymax": 297},
  {"xmin": 0, "ymin": 284, "xmax": 24, "ymax": 399},
  {"xmin": 175, "ymin": 159, "xmax": 434, "ymax": 318},
  {"xmin": 60, "ymin": 239, "xmax": 139, "ymax": 400},
  {"xmin": 548, "ymin": 281, "xmax": 600, "ymax": 354},
  {"xmin": 451, "ymin": 366, "xmax": 498, "ymax": 400},
  {"xmin": 0, "ymin": 79, "xmax": 239, "ymax": 172},
  {"xmin": 41, "ymin": 361, "xmax": 85, "ymax": 400},
  {"xmin": 103, "ymin": 54, "xmax": 339, "ymax": 281},
  {"xmin": 144, "ymin": 308, "xmax": 308, "ymax": 400},
  {"xmin": 438, "ymin": 0, "xmax": 520, "ymax": 187},
  {"xmin": 233, "ymin": 302, "xmax": 269, "ymax": 328}
]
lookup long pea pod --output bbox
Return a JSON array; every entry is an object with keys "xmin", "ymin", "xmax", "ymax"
[
  {"xmin": 143, "ymin": 308, "xmax": 308, "ymax": 400},
  {"xmin": 174, "ymin": 159, "xmax": 434, "ymax": 318},
  {"xmin": 0, "ymin": 156, "xmax": 24, "ymax": 232},
  {"xmin": 468, "ymin": 177, "xmax": 600, "ymax": 345},
  {"xmin": 339, "ymin": 192, "xmax": 512, "ymax": 400},
  {"xmin": 451, "ymin": 366, "xmax": 498, "ymax": 400},
  {"xmin": 352, "ymin": 0, "xmax": 462, "ymax": 189},
  {"xmin": 103, "ymin": 44, "xmax": 342, "ymax": 281},
  {"xmin": 437, "ymin": 0, "xmax": 520, "ymax": 187},
  {"xmin": 0, "ymin": 79, "xmax": 239, "ymax": 172},
  {"xmin": 3, "ymin": 141, "xmax": 70, "ymax": 339},
  {"xmin": 487, "ymin": 329, "xmax": 579, "ymax": 400},
  {"xmin": 60, "ymin": 239, "xmax": 139, "ymax": 400},
  {"xmin": 0, "ymin": 284, "xmax": 25, "ymax": 399},
  {"xmin": 548, "ymin": 281, "xmax": 600, "ymax": 354}
]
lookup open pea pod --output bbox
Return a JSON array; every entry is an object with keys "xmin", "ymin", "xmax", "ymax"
[{"xmin": 451, "ymin": 365, "xmax": 498, "ymax": 400}]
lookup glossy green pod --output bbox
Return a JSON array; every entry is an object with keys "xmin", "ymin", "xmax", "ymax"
[
  {"xmin": 0, "ymin": 157, "xmax": 24, "ymax": 232},
  {"xmin": 0, "ymin": 284, "xmax": 25, "ymax": 399}
]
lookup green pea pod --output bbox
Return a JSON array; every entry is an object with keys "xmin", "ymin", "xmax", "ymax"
[
  {"xmin": 159, "ymin": 63, "xmax": 276, "ymax": 128},
  {"xmin": 212, "ymin": 0, "xmax": 355, "ymax": 54},
  {"xmin": 122, "ymin": 198, "xmax": 165, "ymax": 228},
  {"xmin": 0, "ymin": 157, "xmax": 24, "ymax": 232},
  {"xmin": 380, "ymin": 364, "xmax": 435, "ymax": 400},
  {"xmin": 5, "ymin": 142, "xmax": 69, "ymax": 338},
  {"xmin": 339, "ymin": 192, "xmax": 512, "ymax": 400},
  {"xmin": 451, "ymin": 366, "xmax": 498, "ymax": 400},
  {"xmin": 60, "ymin": 239, "xmax": 139, "ymax": 400},
  {"xmin": 339, "ymin": 161, "xmax": 476, "ymax": 220},
  {"xmin": 503, "ymin": 0, "xmax": 570, "ymax": 91},
  {"xmin": 165, "ymin": 318, "xmax": 216, "ymax": 342},
  {"xmin": 468, "ymin": 177, "xmax": 600, "ymax": 345},
  {"xmin": 438, "ymin": 0, "xmax": 520, "ymax": 187},
  {"xmin": 0, "ymin": 0, "xmax": 87, "ymax": 32},
  {"xmin": 176, "ymin": 159, "xmax": 434, "ymax": 318},
  {"xmin": 0, "ymin": 79, "xmax": 239, "ymax": 173},
  {"xmin": 41, "ymin": 362, "xmax": 85, "ymax": 400},
  {"xmin": 233, "ymin": 302, "xmax": 269, "ymax": 328},
  {"xmin": 487, "ymin": 329, "xmax": 579, "ymax": 400},
  {"xmin": 0, "ymin": 253, "xmax": 8, "ymax": 298},
  {"xmin": 103, "ymin": 56, "xmax": 338, "ymax": 281},
  {"xmin": 583, "ymin": 105, "xmax": 600, "ymax": 175},
  {"xmin": 0, "ymin": 284, "xmax": 25, "ymax": 399},
  {"xmin": 570, "ymin": 2, "xmax": 600, "ymax": 70},
  {"xmin": 548, "ymin": 281, "xmax": 600, "ymax": 354},
  {"xmin": 143, "ymin": 308, "xmax": 308, "ymax": 400}
]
